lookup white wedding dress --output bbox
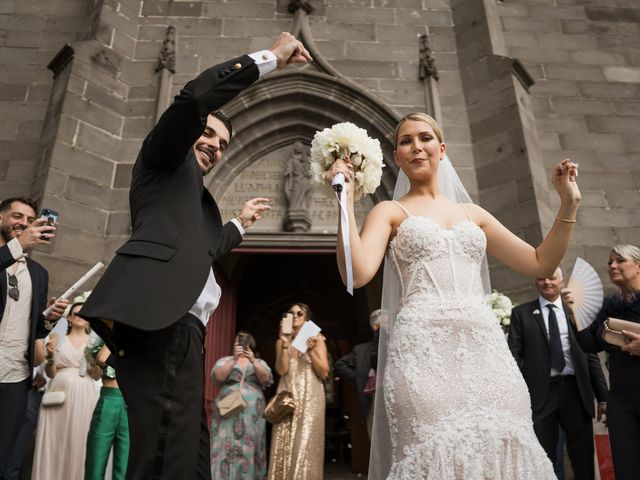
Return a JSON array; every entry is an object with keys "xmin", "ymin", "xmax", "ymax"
[{"xmin": 379, "ymin": 203, "xmax": 555, "ymax": 479}]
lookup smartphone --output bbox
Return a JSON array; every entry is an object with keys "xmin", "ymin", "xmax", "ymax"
[
  {"xmin": 40, "ymin": 208, "xmax": 59, "ymax": 227},
  {"xmin": 237, "ymin": 332, "xmax": 249, "ymax": 349},
  {"xmin": 281, "ymin": 313, "xmax": 293, "ymax": 335},
  {"xmin": 39, "ymin": 208, "xmax": 59, "ymax": 242}
]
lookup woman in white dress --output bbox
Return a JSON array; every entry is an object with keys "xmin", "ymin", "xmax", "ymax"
[
  {"xmin": 31, "ymin": 302, "xmax": 100, "ymax": 480},
  {"xmin": 329, "ymin": 113, "xmax": 581, "ymax": 479}
]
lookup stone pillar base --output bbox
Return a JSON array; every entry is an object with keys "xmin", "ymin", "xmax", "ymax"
[{"xmin": 283, "ymin": 210, "xmax": 311, "ymax": 232}]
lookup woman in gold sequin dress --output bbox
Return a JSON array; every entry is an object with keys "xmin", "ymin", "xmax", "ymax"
[{"xmin": 267, "ymin": 303, "xmax": 329, "ymax": 480}]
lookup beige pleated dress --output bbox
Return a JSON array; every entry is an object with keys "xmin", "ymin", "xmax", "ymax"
[
  {"xmin": 31, "ymin": 336, "xmax": 98, "ymax": 480},
  {"xmin": 267, "ymin": 349, "xmax": 325, "ymax": 480}
]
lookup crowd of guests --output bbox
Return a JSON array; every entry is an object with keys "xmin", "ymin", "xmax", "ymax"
[
  {"xmin": 1, "ymin": 190, "xmax": 640, "ymax": 480},
  {"xmin": 210, "ymin": 302, "xmax": 329, "ymax": 480},
  {"xmin": 508, "ymin": 243, "xmax": 640, "ymax": 480}
]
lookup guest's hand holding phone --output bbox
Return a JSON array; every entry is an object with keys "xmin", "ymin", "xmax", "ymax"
[
  {"xmin": 279, "ymin": 313, "xmax": 293, "ymax": 347},
  {"xmin": 16, "ymin": 217, "xmax": 56, "ymax": 251},
  {"xmin": 233, "ymin": 343, "xmax": 245, "ymax": 360}
]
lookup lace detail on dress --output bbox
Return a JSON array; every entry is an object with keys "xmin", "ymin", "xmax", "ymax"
[{"xmin": 381, "ymin": 217, "xmax": 554, "ymax": 479}]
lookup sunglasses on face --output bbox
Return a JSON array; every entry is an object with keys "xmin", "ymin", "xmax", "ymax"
[
  {"xmin": 288, "ymin": 311, "xmax": 305, "ymax": 317},
  {"xmin": 7, "ymin": 274, "xmax": 19, "ymax": 301}
]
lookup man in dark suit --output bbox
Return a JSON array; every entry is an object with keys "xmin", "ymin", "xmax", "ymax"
[
  {"xmin": 0, "ymin": 197, "xmax": 67, "ymax": 479},
  {"xmin": 335, "ymin": 309, "xmax": 386, "ymax": 438},
  {"xmin": 80, "ymin": 33, "xmax": 311, "ymax": 480},
  {"xmin": 508, "ymin": 267, "xmax": 608, "ymax": 480}
]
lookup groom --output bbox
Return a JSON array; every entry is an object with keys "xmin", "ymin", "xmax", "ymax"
[{"xmin": 80, "ymin": 33, "xmax": 311, "ymax": 479}]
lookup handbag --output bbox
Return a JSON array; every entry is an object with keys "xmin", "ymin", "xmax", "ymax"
[
  {"xmin": 216, "ymin": 364, "xmax": 247, "ymax": 419},
  {"xmin": 602, "ymin": 317, "xmax": 640, "ymax": 347},
  {"xmin": 263, "ymin": 390, "xmax": 295, "ymax": 424},
  {"xmin": 363, "ymin": 368, "xmax": 376, "ymax": 396},
  {"xmin": 42, "ymin": 390, "xmax": 65, "ymax": 407}
]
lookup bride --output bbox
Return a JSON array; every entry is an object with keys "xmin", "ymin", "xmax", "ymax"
[{"xmin": 329, "ymin": 113, "xmax": 580, "ymax": 479}]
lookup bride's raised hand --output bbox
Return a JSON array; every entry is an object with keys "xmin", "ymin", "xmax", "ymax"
[
  {"xmin": 327, "ymin": 155, "xmax": 355, "ymax": 201},
  {"xmin": 552, "ymin": 158, "xmax": 581, "ymax": 206}
]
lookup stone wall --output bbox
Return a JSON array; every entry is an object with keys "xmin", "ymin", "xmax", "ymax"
[{"xmin": 497, "ymin": 0, "xmax": 640, "ymax": 293}]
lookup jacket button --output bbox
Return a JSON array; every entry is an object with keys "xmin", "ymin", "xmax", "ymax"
[
  {"xmin": 118, "ymin": 349, "xmax": 125, "ymax": 357},
  {"xmin": 234, "ymin": 62, "xmax": 241, "ymax": 70}
]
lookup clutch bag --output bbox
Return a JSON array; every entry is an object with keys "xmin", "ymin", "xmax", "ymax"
[
  {"xmin": 216, "ymin": 390, "xmax": 247, "ymax": 418},
  {"xmin": 42, "ymin": 390, "xmax": 65, "ymax": 407},
  {"xmin": 602, "ymin": 317, "xmax": 640, "ymax": 347},
  {"xmin": 216, "ymin": 363, "xmax": 248, "ymax": 419},
  {"xmin": 363, "ymin": 368, "xmax": 376, "ymax": 396},
  {"xmin": 263, "ymin": 390, "xmax": 296, "ymax": 424}
]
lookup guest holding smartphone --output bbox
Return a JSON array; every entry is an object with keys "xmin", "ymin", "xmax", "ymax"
[
  {"xmin": 210, "ymin": 331, "xmax": 272, "ymax": 479},
  {"xmin": 268, "ymin": 303, "xmax": 329, "ymax": 480}
]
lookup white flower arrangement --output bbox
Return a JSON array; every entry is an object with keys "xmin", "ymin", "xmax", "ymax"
[
  {"xmin": 485, "ymin": 289, "xmax": 515, "ymax": 333},
  {"xmin": 309, "ymin": 122, "xmax": 384, "ymax": 200},
  {"xmin": 63, "ymin": 290, "xmax": 92, "ymax": 317}
]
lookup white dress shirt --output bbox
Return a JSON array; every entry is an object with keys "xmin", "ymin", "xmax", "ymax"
[
  {"xmin": 0, "ymin": 254, "xmax": 33, "ymax": 383},
  {"xmin": 538, "ymin": 296, "xmax": 575, "ymax": 377}
]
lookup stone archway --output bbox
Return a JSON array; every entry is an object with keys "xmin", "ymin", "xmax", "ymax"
[
  {"xmin": 202, "ymin": 69, "xmax": 397, "ymax": 473},
  {"xmin": 206, "ymin": 69, "xmax": 401, "ymax": 248}
]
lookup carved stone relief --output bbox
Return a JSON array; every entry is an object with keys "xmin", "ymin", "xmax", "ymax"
[
  {"xmin": 283, "ymin": 141, "xmax": 313, "ymax": 232},
  {"xmin": 217, "ymin": 144, "xmax": 372, "ymax": 236}
]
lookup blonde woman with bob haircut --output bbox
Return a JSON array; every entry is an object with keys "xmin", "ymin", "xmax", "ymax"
[{"xmin": 564, "ymin": 243, "xmax": 640, "ymax": 480}]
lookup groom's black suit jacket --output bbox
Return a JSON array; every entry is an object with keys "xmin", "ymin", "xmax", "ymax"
[
  {"xmin": 508, "ymin": 299, "xmax": 608, "ymax": 417},
  {"xmin": 80, "ymin": 55, "xmax": 260, "ymax": 337}
]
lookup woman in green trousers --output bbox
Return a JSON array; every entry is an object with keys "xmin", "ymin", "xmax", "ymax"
[{"xmin": 85, "ymin": 342, "xmax": 129, "ymax": 480}]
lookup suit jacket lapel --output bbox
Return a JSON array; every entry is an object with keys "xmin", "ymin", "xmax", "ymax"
[
  {"xmin": 533, "ymin": 300, "xmax": 549, "ymax": 345},
  {"xmin": 26, "ymin": 259, "xmax": 40, "ymax": 333},
  {"xmin": 563, "ymin": 303, "xmax": 579, "ymax": 351},
  {"xmin": 0, "ymin": 272, "xmax": 6, "ymax": 319}
]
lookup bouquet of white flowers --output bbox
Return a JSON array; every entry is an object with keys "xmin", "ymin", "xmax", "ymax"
[
  {"xmin": 485, "ymin": 290, "xmax": 515, "ymax": 333},
  {"xmin": 309, "ymin": 122, "xmax": 384, "ymax": 200}
]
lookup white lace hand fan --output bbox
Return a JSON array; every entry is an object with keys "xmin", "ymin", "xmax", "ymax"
[{"xmin": 566, "ymin": 257, "xmax": 604, "ymax": 331}]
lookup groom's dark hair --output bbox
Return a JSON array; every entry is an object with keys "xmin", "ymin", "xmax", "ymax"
[{"xmin": 209, "ymin": 110, "xmax": 232, "ymax": 138}]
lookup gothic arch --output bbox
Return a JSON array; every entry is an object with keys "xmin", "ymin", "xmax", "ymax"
[{"xmin": 206, "ymin": 69, "xmax": 400, "ymax": 203}]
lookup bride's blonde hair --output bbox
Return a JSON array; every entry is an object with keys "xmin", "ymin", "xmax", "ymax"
[{"xmin": 394, "ymin": 113, "xmax": 444, "ymax": 145}]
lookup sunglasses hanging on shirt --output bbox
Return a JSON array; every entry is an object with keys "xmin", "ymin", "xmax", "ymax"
[{"xmin": 7, "ymin": 274, "xmax": 19, "ymax": 301}]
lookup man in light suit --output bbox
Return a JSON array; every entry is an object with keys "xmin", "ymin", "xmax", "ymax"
[
  {"xmin": 508, "ymin": 268, "xmax": 608, "ymax": 480},
  {"xmin": 0, "ymin": 197, "xmax": 67, "ymax": 479},
  {"xmin": 80, "ymin": 34, "xmax": 311, "ymax": 480}
]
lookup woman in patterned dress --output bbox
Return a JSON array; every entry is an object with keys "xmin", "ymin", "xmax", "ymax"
[{"xmin": 210, "ymin": 331, "xmax": 273, "ymax": 479}]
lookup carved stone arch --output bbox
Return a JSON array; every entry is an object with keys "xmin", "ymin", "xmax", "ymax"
[{"xmin": 206, "ymin": 70, "xmax": 400, "ymax": 204}]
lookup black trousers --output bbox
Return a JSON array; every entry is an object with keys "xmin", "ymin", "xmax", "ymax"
[
  {"xmin": 115, "ymin": 314, "xmax": 209, "ymax": 480},
  {"xmin": 532, "ymin": 376, "xmax": 595, "ymax": 480},
  {"xmin": 607, "ymin": 387, "xmax": 640, "ymax": 480},
  {"xmin": 0, "ymin": 378, "xmax": 30, "ymax": 480},
  {"xmin": 5, "ymin": 389, "xmax": 43, "ymax": 480}
]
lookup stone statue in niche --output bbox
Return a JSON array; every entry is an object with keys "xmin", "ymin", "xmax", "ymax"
[{"xmin": 283, "ymin": 141, "xmax": 312, "ymax": 232}]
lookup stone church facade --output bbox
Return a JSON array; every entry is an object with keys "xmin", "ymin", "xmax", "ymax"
[{"xmin": 0, "ymin": 0, "xmax": 638, "ymax": 303}]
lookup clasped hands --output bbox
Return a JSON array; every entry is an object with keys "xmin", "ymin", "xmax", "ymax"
[{"xmin": 233, "ymin": 344, "xmax": 256, "ymax": 363}]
